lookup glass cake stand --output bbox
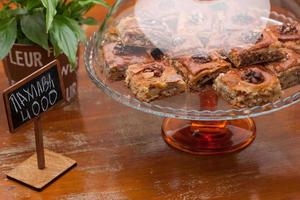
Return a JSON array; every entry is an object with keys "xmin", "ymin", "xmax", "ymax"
[{"xmin": 84, "ymin": 0, "xmax": 300, "ymax": 155}]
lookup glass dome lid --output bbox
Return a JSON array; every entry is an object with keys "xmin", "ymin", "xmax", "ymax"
[
  {"xmin": 133, "ymin": 0, "xmax": 272, "ymax": 56},
  {"xmin": 101, "ymin": 0, "xmax": 275, "ymax": 57}
]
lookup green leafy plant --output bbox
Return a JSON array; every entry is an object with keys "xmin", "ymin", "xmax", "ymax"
[{"xmin": 0, "ymin": 0, "xmax": 109, "ymax": 68}]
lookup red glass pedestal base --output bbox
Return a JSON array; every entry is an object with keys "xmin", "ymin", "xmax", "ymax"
[{"xmin": 162, "ymin": 118, "xmax": 256, "ymax": 155}]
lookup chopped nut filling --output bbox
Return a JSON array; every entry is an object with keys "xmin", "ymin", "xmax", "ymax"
[
  {"xmin": 143, "ymin": 64, "xmax": 165, "ymax": 77},
  {"xmin": 279, "ymin": 23, "xmax": 298, "ymax": 35},
  {"xmin": 191, "ymin": 52, "xmax": 212, "ymax": 64}
]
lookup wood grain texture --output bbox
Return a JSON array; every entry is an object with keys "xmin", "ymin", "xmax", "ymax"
[
  {"xmin": 6, "ymin": 149, "xmax": 76, "ymax": 190},
  {"xmin": 1, "ymin": 2, "xmax": 300, "ymax": 200}
]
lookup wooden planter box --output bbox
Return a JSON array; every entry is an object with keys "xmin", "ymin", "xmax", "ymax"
[{"xmin": 3, "ymin": 44, "xmax": 78, "ymax": 103}]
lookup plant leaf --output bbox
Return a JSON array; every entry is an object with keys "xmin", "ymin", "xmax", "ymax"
[
  {"xmin": 17, "ymin": 22, "xmax": 33, "ymax": 44},
  {"xmin": 41, "ymin": 0, "xmax": 59, "ymax": 32},
  {"xmin": 55, "ymin": 15, "xmax": 85, "ymax": 42},
  {"xmin": 99, "ymin": 0, "xmax": 120, "ymax": 33},
  {"xmin": 49, "ymin": 16, "xmax": 78, "ymax": 68},
  {"xmin": 0, "ymin": 9, "xmax": 10, "ymax": 19},
  {"xmin": 10, "ymin": 8, "xmax": 28, "ymax": 16},
  {"xmin": 0, "ymin": 17, "xmax": 14, "ymax": 30},
  {"xmin": 26, "ymin": 0, "xmax": 43, "ymax": 10},
  {"xmin": 79, "ymin": 17, "xmax": 98, "ymax": 25},
  {"xmin": 0, "ymin": 17, "xmax": 17, "ymax": 59},
  {"xmin": 49, "ymin": 35, "xmax": 62, "ymax": 56},
  {"xmin": 10, "ymin": 0, "xmax": 24, "ymax": 5},
  {"xmin": 78, "ymin": 0, "xmax": 110, "ymax": 8},
  {"xmin": 20, "ymin": 11, "xmax": 49, "ymax": 50},
  {"xmin": 66, "ymin": 0, "xmax": 109, "ymax": 18}
]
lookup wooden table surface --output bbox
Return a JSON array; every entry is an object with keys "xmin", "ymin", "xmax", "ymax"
[{"xmin": 1, "ymin": 3, "xmax": 300, "ymax": 200}]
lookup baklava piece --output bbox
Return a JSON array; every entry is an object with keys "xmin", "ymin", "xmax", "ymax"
[
  {"xmin": 103, "ymin": 42, "xmax": 153, "ymax": 80},
  {"xmin": 116, "ymin": 16, "xmax": 152, "ymax": 48},
  {"xmin": 168, "ymin": 33, "xmax": 206, "ymax": 56},
  {"xmin": 265, "ymin": 48, "xmax": 300, "ymax": 89},
  {"xmin": 174, "ymin": 13, "xmax": 211, "ymax": 51},
  {"xmin": 125, "ymin": 61, "xmax": 186, "ymax": 102},
  {"xmin": 116, "ymin": 16, "xmax": 171, "ymax": 48},
  {"xmin": 268, "ymin": 23, "xmax": 300, "ymax": 53},
  {"xmin": 227, "ymin": 30, "xmax": 284, "ymax": 67},
  {"xmin": 214, "ymin": 66, "xmax": 282, "ymax": 107},
  {"xmin": 173, "ymin": 51, "xmax": 231, "ymax": 91}
]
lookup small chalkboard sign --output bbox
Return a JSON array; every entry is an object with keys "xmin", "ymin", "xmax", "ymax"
[
  {"xmin": 3, "ymin": 60, "xmax": 65, "ymax": 133},
  {"xmin": 2, "ymin": 60, "xmax": 76, "ymax": 190}
]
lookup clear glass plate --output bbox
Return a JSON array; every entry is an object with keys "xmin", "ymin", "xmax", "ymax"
[{"xmin": 84, "ymin": 1, "xmax": 300, "ymax": 121}]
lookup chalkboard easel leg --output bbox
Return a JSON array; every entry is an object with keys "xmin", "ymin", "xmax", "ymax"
[
  {"xmin": 6, "ymin": 120, "xmax": 77, "ymax": 190},
  {"xmin": 34, "ymin": 116, "xmax": 45, "ymax": 170}
]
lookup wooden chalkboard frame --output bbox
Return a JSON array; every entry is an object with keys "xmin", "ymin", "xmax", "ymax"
[{"xmin": 3, "ymin": 60, "xmax": 66, "ymax": 133}]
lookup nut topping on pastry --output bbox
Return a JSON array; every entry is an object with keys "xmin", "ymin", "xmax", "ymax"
[
  {"xmin": 241, "ymin": 31, "xmax": 263, "ymax": 44},
  {"xmin": 143, "ymin": 63, "xmax": 165, "ymax": 77},
  {"xmin": 278, "ymin": 23, "xmax": 298, "ymax": 35},
  {"xmin": 242, "ymin": 69, "xmax": 265, "ymax": 84},
  {"xmin": 191, "ymin": 52, "xmax": 212, "ymax": 64},
  {"xmin": 214, "ymin": 66, "xmax": 282, "ymax": 108}
]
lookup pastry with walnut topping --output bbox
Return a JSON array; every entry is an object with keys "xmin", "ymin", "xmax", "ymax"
[
  {"xmin": 267, "ymin": 23, "xmax": 300, "ymax": 53},
  {"xmin": 227, "ymin": 30, "xmax": 284, "ymax": 67},
  {"xmin": 265, "ymin": 48, "xmax": 300, "ymax": 89},
  {"xmin": 172, "ymin": 51, "xmax": 231, "ymax": 91},
  {"xmin": 102, "ymin": 42, "xmax": 154, "ymax": 81},
  {"xmin": 116, "ymin": 15, "xmax": 172, "ymax": 48},
  {"xmin": 125, "ymin": 61, "xmax": 186, "ymax": 102},
  {"xmin": 213, "ymin": 66, "xmax": 282, "ymax": 107}
]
